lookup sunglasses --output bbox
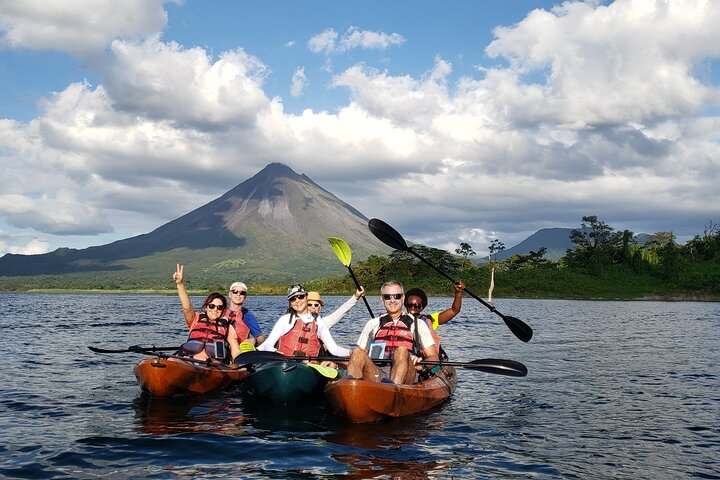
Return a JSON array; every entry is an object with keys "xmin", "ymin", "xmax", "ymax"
[
  {"xmin": 231, "ymin": 290, "xmax": 247, "ymax": 295},
  {"xmin": 382, "ymin": 293, "xmax": 403, "ymax": 300},
  {"xmin": 308, "ymin": 303, "xmax": 321, "ymax": 307},
  {"xmin": 405, "ymin": 302, "xmax": 424, "ymax": 309},
  {"xmin": 206, "ymin": 303, "xmax": 224, "ymax": 311},
  {"xmin": 290, "ymin": 294, "xmax": 307, "ymax": 301}
]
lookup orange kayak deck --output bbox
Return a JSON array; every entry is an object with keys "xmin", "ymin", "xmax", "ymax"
[
  {"xmin": 324, "ymin": 366, "xmax": 457, "ymax": 423},
  {"xmin": 134, "ymin": 356, "xmax": 250, "ymax": 398}
]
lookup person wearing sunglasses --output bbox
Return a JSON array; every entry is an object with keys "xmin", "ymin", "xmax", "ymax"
[
  {"xmin": 257, "ymin": 284, "xmax": 351, "ymax": 364},
  {"xmin": 173, "ymin": 263, "xmax": 242, "ymax": 362},
  {"xmin": 403, "ymin": 281, "xmax": 465, "ymax": 362},
  {"xmin": 347, "ymin": 281, "xmax": 439, "ymax": 385},
  {"xmin": 225, "ymin": 281, "xmax": 265, "ymax": 347},
  {"xmin": 305, "ymin": 286, "xmax": 366, "ymax": 328}
]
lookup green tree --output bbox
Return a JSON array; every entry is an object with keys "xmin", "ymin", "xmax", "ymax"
[
  {"xmin": 455, "ymin": 242, "xmax": 476, "ymax": 258},
  {"xmin": 566, "ymin": 215, "xmax": 625, "ymax": 275},
  {"xmin": 488, "ymin": 239, "xmax": 505, "ymax": 262},
  {"xmin": 455, "ymin": 242, "xmax": 476, "ymax": 270}
]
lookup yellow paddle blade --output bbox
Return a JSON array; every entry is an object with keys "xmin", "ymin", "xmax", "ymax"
[
  {"xmin": 239, "ymin": 341, "xmax": 256, "ymax": 353},
  {"xmin": 306, "ymin": 362, "xmax": 339, "ymax": 378},
  {"xmin": 327, "ymin": 237, "xmax": 352, "ymax": 267}
]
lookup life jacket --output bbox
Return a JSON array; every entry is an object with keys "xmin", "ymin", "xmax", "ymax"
[
  {"xmin": 373, "ymin": 314, "xmax": 419, "ymax": 358},
  {"xmin": 418, "ymin": 313, "xmax": 446, "ymax": 360},
  {"xmin": 225, "ymin": 306, "xmax": 250, "ymax": 342},
  {"xmin": 184, "ymin": 313, "xmax": 230, "ymax": 361},
  {"xmin": 277, "ymin": 314, "xmax": 322, "ymax": 357}
]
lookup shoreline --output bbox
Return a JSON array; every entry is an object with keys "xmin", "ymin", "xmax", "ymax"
[{"xmin": 2, "ymin": 289, "xmax": 718, "ymax": 302}]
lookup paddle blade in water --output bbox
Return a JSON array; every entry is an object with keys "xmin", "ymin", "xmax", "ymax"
[
  {"xmin": 233, "ymin": 350, "xmax": 286, "ymax": 365},
  {"xmin": 368, "ymin": 218, "xmax": 409, "ymax": 251},
  {"xmin": 306, "ymin": 363, "xmax": 339, "ymax": 378},
  {"xmin": 327, "ymin": 237, "xmax": 352, "ymax": 266},
  {"xmin": 466, "ymin": 358, "xmax": 528, "ymax": 377},
  {"xmin": 503, "ymin": 315, "xmax": 534, "ymax": 343}
]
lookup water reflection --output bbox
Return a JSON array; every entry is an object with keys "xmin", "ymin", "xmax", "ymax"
[
  {"xmin": 327, "ymin": 418, "xmax": 452, "ymax": 479},
  {"xmin": 132, "ymin": 392, "xmax": 249, "ymax": 436}
]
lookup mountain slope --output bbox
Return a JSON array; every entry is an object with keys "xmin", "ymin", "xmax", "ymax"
[{"xmin": 0, "ymin": 163, "xmax": 389, "ymax": 287}]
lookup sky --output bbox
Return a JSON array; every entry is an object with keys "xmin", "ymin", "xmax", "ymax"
[{"xmin": 1, "ymin": 0, "xmax": 719, "ymax": 259}]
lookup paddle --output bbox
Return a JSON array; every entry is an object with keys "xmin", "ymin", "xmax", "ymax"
[
  {"xmin": 234, "ymin": 350, "xmax": 339, "ymax": 378},
  {"xmin": 88, "ymin": 345, "xmax": 179, "ymax": 354},
  {"xmin": 234, "ymin": 351, "xmax": 527, "ymax": 377},
  {"xmin": 367, "ymin": 218, "xmax": 534, "ymax": 343},
  {"xmin": 327, "ymin": 236, "xmax": 375, "ymax": 318}
]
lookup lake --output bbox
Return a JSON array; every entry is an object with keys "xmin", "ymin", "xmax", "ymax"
[{"xmin": 0, "ymin": 293, "xmax": 718, "ymax": 479}]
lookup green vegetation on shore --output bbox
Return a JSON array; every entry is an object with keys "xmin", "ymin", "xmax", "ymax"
[{"xmin": 2, "ymin": 216, "xmax": 719, "ymax": 300}]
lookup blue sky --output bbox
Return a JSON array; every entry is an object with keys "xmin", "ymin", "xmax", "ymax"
[{"xmin": 1, "ymin": 0, "xmax": 719, "ymax": 258}]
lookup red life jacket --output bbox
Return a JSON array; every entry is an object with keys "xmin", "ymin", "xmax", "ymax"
[
  {"xmin": 187, "ymin": 313, "xmax": 230, "ymax": 344},
  {"xmin": 224, "ymin": 307, "xmax": 250, "ymax": 342},
  {"xmin": 373, "ymin": 314, "xmax": 418, "ymax": 358},
  {"xmin": 277, "ymin": 314, "xmax": 322, "ymax": 357}
]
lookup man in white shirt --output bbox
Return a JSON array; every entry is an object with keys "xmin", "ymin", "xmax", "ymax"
[{"xmin": 347, "ymin": 281, "xmax": 439, "ymax": 384}]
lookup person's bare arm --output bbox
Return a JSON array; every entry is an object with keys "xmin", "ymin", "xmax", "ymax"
[
  {"xmin": 173, "ymin": 263, "xmax": 195, "ymax": 328},
  {"xmin": 437, "ymin": 281, "xmax": 465, "ymax": 325}
]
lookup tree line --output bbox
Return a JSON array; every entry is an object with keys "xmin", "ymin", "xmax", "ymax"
[{"xmin": 314, "ymin": 216, "xmax": 720, "ymax": 300}]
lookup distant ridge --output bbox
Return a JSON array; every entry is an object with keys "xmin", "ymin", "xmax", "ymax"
[
  {"xmin": 0, "ymin": 163, "xmax": 389, "ymax": 287},
  {"xmin": 487, "ymin": 228, "xmax": 651, "ymax": 261}
]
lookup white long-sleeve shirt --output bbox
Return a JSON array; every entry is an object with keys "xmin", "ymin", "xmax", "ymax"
[
  {"xmin": 322, "ymin": 295, "xmax": 359, "ymax": 328},
  {"xmin": 258, "ymin": 311, "xmax": 351, "ymax": 357}
]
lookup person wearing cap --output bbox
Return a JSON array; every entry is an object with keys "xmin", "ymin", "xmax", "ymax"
[
  {"xmin": 225, "ymin": 281, "xmax": 265, "ymax": 346},
  {"xmin": 346, "ymin": 280, "xmax": 439, "ymax": 385},
  {"xmin": 257, "ymin": 284, "xmax": 351, "ymax": 363},
  {"xmin": 306, "ymin": 287, "xmax": 366, "ymax": 328}
]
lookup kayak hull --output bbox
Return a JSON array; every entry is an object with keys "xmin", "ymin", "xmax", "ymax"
[
  {"xmin": 324, "ymin": 366, "xmax": 458, "ymax": 423},
  {"xmin": 248, "ymin": 361, "xmax": 325, "ymax": 405},
  {"xmin": 134, "ymin": 356, "xmax": 250, "ymax": 398}
]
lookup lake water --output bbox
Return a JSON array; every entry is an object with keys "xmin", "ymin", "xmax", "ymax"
[{"xmin": 0, "ymin": 293, "xmax": 718, "ymax": 479}]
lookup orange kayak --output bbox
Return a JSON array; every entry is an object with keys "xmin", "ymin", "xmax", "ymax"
[
  {"xmin": 134, "ymin": 356, "xmax": 250, "ymax": 398},
  {"xmin": 324, "ymin": 366, "xmax": 458, "ymax": 423}
]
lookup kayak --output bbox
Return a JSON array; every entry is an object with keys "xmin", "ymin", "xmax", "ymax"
[
  {"xmin": 247, "ymin": 360, "xmax": 330, "ymax": 405},
  {"xmin": 134, "ymin": 355, "xmax": 250, "ymax": 398},
  {"xmin": 324, "ymin": 366, "xmax": 458, "ymax": 423}
]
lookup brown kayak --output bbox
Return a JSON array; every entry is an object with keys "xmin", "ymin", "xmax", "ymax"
[
  {"xmin": 134, "ymin": 356, "xmax": 250, "ymax": 398},
  {"xmin": 324, "ymin": 366, "xmax": 458, "ymax": 423}
]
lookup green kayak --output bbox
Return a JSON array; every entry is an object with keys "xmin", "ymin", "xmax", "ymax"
[{"xmin": 248, "ymin": 360, "xmax": 332, "ymax": 405}]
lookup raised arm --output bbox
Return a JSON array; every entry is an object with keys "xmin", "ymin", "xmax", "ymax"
[
  {"xmin": 323, "ymin": 287, "xmax": 365, "ymax": 328},
  {"xmin": 173, "ymin": 263, "xmax": 196, "ymax": 328},
  {"xmin": 436, "ymin": 281, "xmax": 465, "ymax": 326}
]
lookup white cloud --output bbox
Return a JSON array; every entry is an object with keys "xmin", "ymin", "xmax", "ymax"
[
  {"xmin": 0, "ymin": 233, "xmax": 50, "ymax": 256},
  {"xmin": 0, "ymin": 0, "xmax": 170, "ymax": 55},
  {"xmin": 105, "ymin": 37, "xmax": 271, "ymax": 129},
  {"xmin": 1, "ymin": 0, "xmax": 719, "ymax": 257},
  {"xmin": 484, "ymin": 0, "xmax": 720, "ymax": 128},
  {"xmin": 291, "ymin": 67, "xmax": 307, "ymax": 97},
  {"xmin": 308, "ymin": 26, "xmax": 405, "ymax": 55},
  {"xmin": 0, "ymin": 192, "xmax": 112, "ymax": 235},
  {"xmin": 307, "ymin": 28, "xmax": 338, "ymax": 55}
]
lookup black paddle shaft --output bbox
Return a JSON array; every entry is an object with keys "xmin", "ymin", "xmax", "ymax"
[
  {"xmin": 234, "ymin": 351, "xmax": 527, "ymax": 377},
  {"xmin": 346, "ymin": 266, "xmax": 375, "ymax": 317},
  {"xmin": 368, "ymin": 218, "xmax": 533, "ymax": 343}
]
